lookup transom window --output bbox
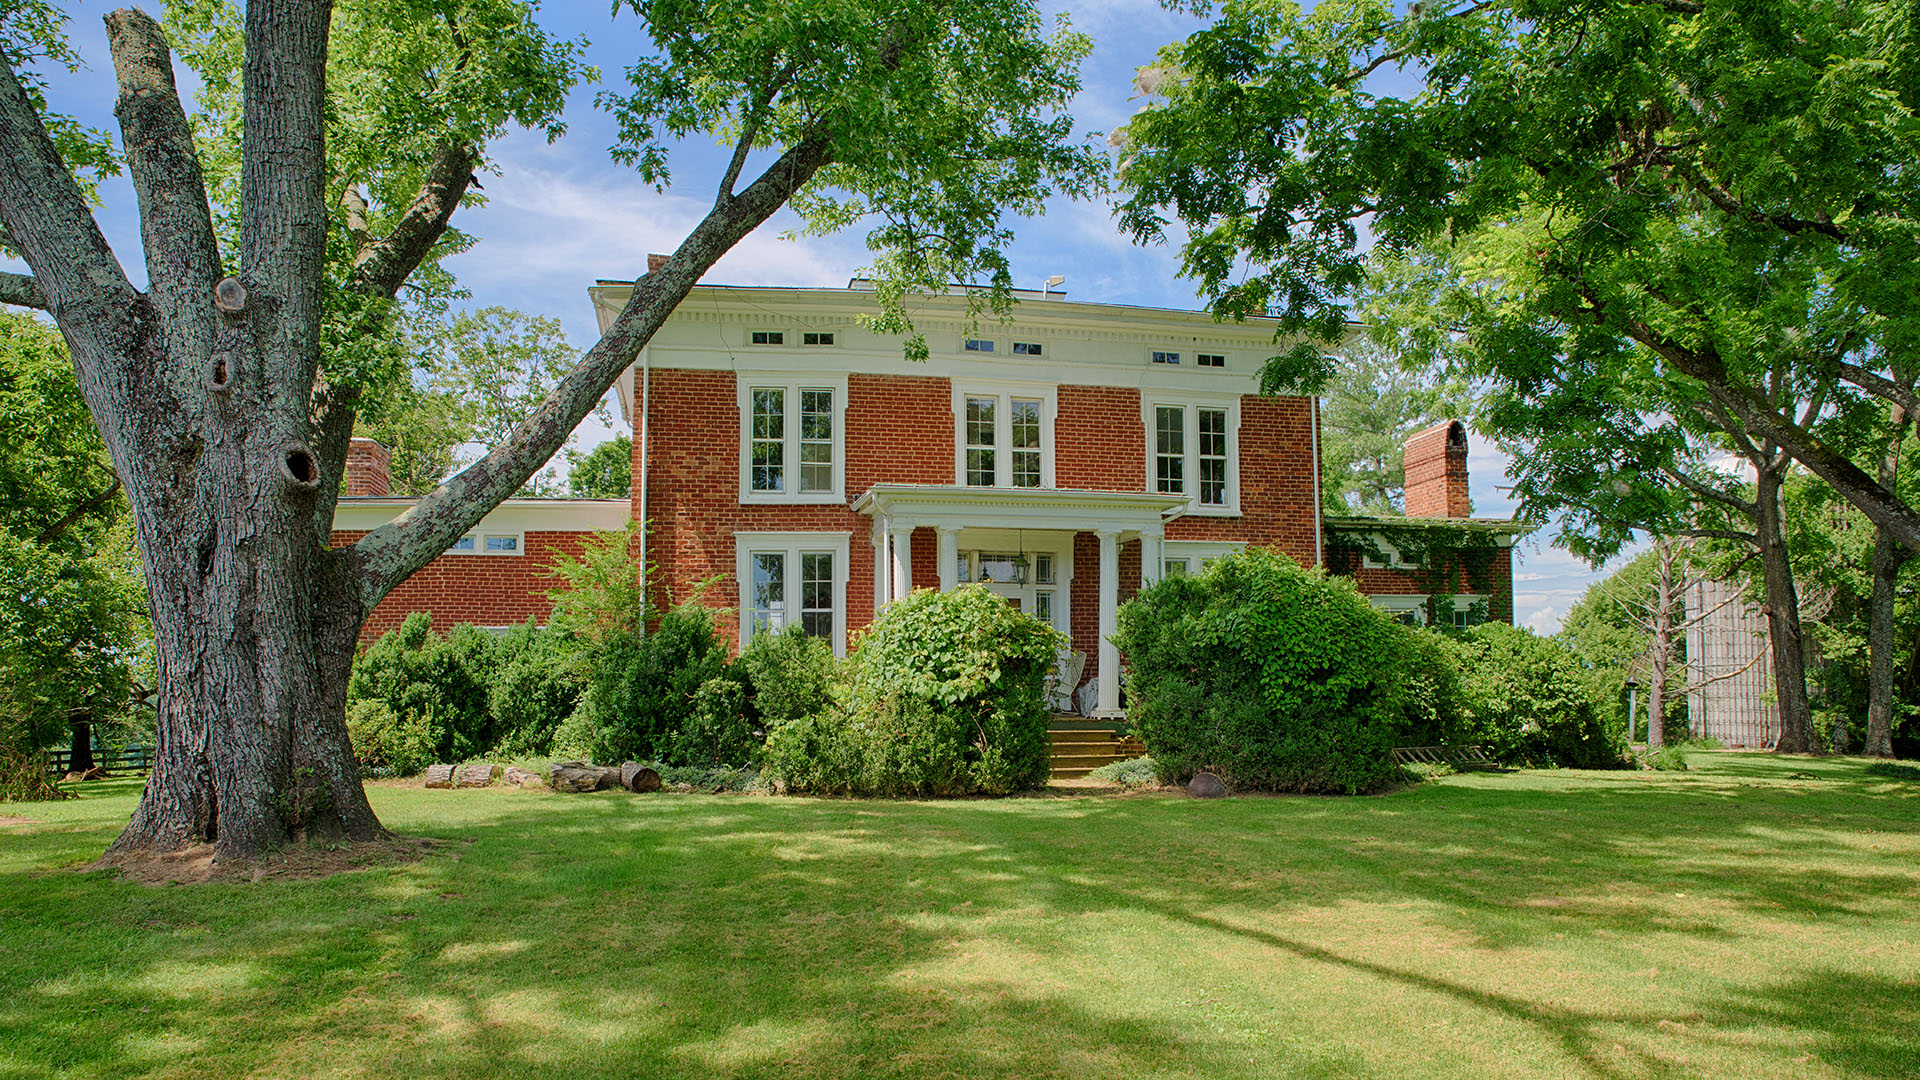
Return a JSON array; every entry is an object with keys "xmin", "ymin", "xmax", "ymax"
[
  {"xmin": 739, "ymin": 376, "xmax": 847, "ymax": 503},
  {"xmin": 1152, "ymin": 350, "xmax": 1180, "ymax": 364},
  {"xmin": 1013, "ymin": 341, "xmax": 1043, "ymax": 355},
  {"xmin": 1197, "ymin": 353, "xmax": 1225, "ymax": 368},
  {"xmin": 736, "ymin": 532, "xmax": 851, "ymax": 655},
  {"xmin": 954, "ymin": 384, "xmax": 1055, "ymax": 489},
  {"xmin": 965, "ymin": 339, "xmax": 995, "ymax": 352},
  {"xmin": 751, "ymin": 330, "xmax": 783, "ymax": 345},
  {"xmin": 802, "ymin": 332, "xmax": 834, "ymax": 346},
  {"xmin": 1143, "ymin": 398, "xmax": 1240, "ymax": 514}
]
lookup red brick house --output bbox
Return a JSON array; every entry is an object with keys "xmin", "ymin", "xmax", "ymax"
[{"xmin": 336, "ymin": 278, "xmax": 1526, "ymax": 714}]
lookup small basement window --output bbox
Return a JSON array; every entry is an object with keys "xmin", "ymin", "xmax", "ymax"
[
  {"xmin": 965, "ymin": 339, "xmax": 996, "ymax": 352},
  {"xmin": 802, "ymin": 332, "xmax": 835, "ymax": 346},
  {"xmin": 1151, "ymin": 350, "xmax": 1181, "ymax": 364},
  {"xmin": 1013, "ymin": 341, "xmax": 1042, "ymax": 356},
  {"xmin": 1197, "ymin": 353, "xmax": 1225, "ymax": 368},
  {"xmin": 447, "ymin": 536, "xmax": 476, "ymax": 554},
  {"xmin": 484, "ymin": 535, "xmax": 520, "ymax": 554},
  {"xmin": 751, "ymin": 331, "xmax": 784, "ymax": 345}
]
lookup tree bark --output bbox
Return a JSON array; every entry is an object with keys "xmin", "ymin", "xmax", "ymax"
[
  {"xmin": 1756, "ymin": 461, "xmax": 1815, "ymax": 753},
  {"xmin": 1647, "ymin": 540, "xmax": 1675, "ymax": 748},
  {"xmin": 1867, "ymin": 408, "xmax": 1909, "ymax": 758}
]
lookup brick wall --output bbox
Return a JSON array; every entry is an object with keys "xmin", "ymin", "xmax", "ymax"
[
  {"xmin": 1339, "ymin": 556, "xmax": 1516, "ymax": 624},
  {"xmin": 343, "ymin": 438, "xmax": 391, "ymax": 498},
  {"xmin": 333, "ymin": 528, "xmax": 601, "ymax": 643}
]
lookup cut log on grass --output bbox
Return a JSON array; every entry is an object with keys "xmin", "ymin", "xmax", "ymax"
[
  {"xmin": 621, "ymin": 763, "xmax": 662, "ymax": 793},
  {"xmin": 502, "ymin": 767, "xmax": 541, "ymax": 788},
  {"xmin": 457, "ymin": 763, "xmax": 500, "ymax": 789},
  {"xmin": 548, "ymin": 761, "xmax": 622, "ymax": 793},
  {"xmin": 423, "ymin": 764, "xmax": 457, "ymax": 789}
]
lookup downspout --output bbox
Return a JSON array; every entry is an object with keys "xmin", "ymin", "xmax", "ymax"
[
  {"xmin": 1309, "ymin": 394, "xmax": 1324, "ymax": 568},
  {"xmin": 637, "ymin": 345, "xmax": 651, "ymax": 611}
]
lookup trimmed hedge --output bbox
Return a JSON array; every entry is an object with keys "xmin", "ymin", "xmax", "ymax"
[
  {"xmin": 1113, "ymin": 549, "xmax": 1427, "ymax": 794},
  {"xmin": 1455, "ymin": 623, "xmax": 1628, "ymax": 769}
]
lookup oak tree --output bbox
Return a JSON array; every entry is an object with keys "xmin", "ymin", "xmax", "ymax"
[{"xmin": 0, "ymin": 0, "xmax": 1097, "ymax": 860}]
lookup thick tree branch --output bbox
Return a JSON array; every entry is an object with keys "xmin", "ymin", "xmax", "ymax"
[
  {"xmin": 241, "ymin": 0, "xmax": 331, "ymax": 408},
  {"xmin": 1828, "ymin": 357, "xmax": 1920, "ymax": 415},
  {"xmin": 0, "ymin": 58, "xmax": 140, "ymax": 343},
  {"xmin": 107, "ymin": 9, "xmax": 223, "ymax": 344},
  {"xmin": 351, "ymin": 135, "xmax": 838, "ymax": 607},
  {"xmin": 1659, "ymin": 463, "xmax": 1756, "ymax": 518},
  {"xmin": 0, "ymin": 269, "xmax": 44, "ymax": 309},
  {"xmin": 346, "ymin": 140, "xmax": 478, "ymax": 300}
]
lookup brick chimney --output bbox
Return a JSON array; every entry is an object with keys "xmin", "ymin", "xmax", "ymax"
[
  {"xmin": 647, "ymin": 253, "xmax": 669, "ymax": 274},
  {"xmin": 1403, "ymin": 420, "xmax": 1471, "ymax": 518},
  {"xmin": 343, "ymin": 437, "xmax": 392, "ymax": 497}
]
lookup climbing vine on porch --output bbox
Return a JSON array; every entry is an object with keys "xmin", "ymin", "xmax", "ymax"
[{"xmin": 1322, "ymin": 520, "xmax": 1513, "ymax": 631}]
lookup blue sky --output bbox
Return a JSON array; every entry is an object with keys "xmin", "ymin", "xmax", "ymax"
[{"xmin": 8, "ymin": 0, "xmax": 1630, "ymax": 631}]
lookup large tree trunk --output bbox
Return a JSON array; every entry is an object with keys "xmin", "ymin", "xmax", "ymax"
[
  {"xmin": 1867, "ymin": 409, "xmax": 1909, "ymax": 758},
  {"xmin": 1647, "ymin": 540, "xmax": 1677, "ymax": 748},
  {"xmin": 1756, "ymin": 462, "xmax": 1816, "ymax": 753}
]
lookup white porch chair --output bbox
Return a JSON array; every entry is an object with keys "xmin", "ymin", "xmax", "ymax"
[{"xmin": 1047, "ymin": 649, "xmax": 1087, "ymax": 715}]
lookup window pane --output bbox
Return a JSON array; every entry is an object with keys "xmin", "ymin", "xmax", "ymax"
[
  {"xmin": 800, "ymin": 552, "xmax": 833, "ymax": 641},
  {"xmin": 1011, "ymin": 451, "xmax": 1041, "ymax": 488},
  {"xmin": 1155, "ymin": 405, "xmax": 1184, "ymax": 494},
  {"xmin": 485, "ymin": 535, "xmax": 518, "ymax": 553},
  {"xmin": 1199, "ymin": 407, "xmax": 1227, "ymax": 506},
  {"xmin": 1035, "ymin": 553, "xmax": 1054, "ymax": 585},
  {"xmin": 966, "ymin": 396, "xmax": 996, "ymax": 486},
  {"xmin": 1164, "ymin": 559, "xmax": 1189, "ymax": 578},
  {"xmin": 448, "ymin": 536, "xmax": 475, "ymax": 553},
  {"xmin": 799, "ymin": 389, "xmax": 833, "ymax": 493},
  {"xmin": 1034, "ymin": 590, "xmax": 1054, "ymax": 622},
  {"xmin": 752, "ymin": 388, "xmax": 785, "ymax": 492},
  {"xmin": 751, "ymin": 552, "xmax": 786, "ymax": 634}
]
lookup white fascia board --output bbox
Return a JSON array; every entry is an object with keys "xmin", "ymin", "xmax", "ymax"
[{"xmin": 332, "ymin": 499, "xmax": 630, "ymax": 536}]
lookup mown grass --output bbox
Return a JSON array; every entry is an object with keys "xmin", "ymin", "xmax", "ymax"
[{"xmin": 3, "ymin": 751, "xmax": 1918, "ymax": 1079}]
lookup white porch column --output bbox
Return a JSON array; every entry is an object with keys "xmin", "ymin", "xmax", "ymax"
[
  {"xmin": 891, "ymin": 523, "xmax": 915, "ymax": 599},
  {"xmin": 874, "ymin": 522, "xmax": 892, "ymax": 608},
  {"xmin": 937, "ymin": 526, "xmax": 960, "ymax": 591},
  {"xmin": 1096, "ymin": 529, "xmax": 1121, "ymax": 715},
  {"xmin": 1141, "ymin": 530, "xmax": 1164, "ymax": 588}
]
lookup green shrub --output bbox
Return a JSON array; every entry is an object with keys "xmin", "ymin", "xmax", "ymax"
[
  {"xmin": 1866, "ymin": 761, "xmax": 1920, "ymax": 781},
  {"xmin": 1113, "ymin": 549, "xmax": 1421, "ymax": 795},
  {"xmin": 764, "ymin": 585, "xmax": 1063, "ymax": 796},
  {"xmin": 739, "ymin": 626, "xmax": 840, "ymax": 726},
  {"xmin": 1402, "ymin": 760, "xmax": 1456, "ymax": 782},
  {"xmin": 488, "ymin": 621, "xmax": 585, "ymax": 758},
  {"xmin": 1084, "ymin": 755, "xmax": 1158, "ymax": 787},
  {"xmin": 1455, "ymin": 624, "xmax": 1629, "ymax": 769},
  {"xmin": 1389, "ymin": 624, "xmax": 1470, "ymax": 747},
  {"xmin": 344, "ymin": 698, "xmax": 437, "ymax": 777},
  {"xmin": 1636, "ymin": 744, "xmax": 1689, "ymax": 772},
  {"xmin": 584, "ymin": 601, "xmax": 728, "ymax": 764},
  {"xmin": 672, "ymin": 674, "xmax": 756, "ymax": 767},
  {"xmin": 348, "ymin": 614, "xmax": 500, "ymax": 762}
]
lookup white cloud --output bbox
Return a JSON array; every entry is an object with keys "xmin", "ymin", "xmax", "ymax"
[{"xmin": 1523, "ymin": 605, "xmax": 1560, "ymax": 634}]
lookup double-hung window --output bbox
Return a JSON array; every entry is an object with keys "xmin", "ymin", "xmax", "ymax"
[
  {"xmin": 739, "ymin": 376, "xmax": 847, "ymax": 503},
  {"xmin": 1143, "ymin": 397, "xmax": 1240, "ymax": 514},
  {"xmin": 735, "ymin": 532, "xmax": 851, "ymax": 655},
  {"xmin": 954, "ymin": 383, "xmax": 1055, "ymax": 489}
]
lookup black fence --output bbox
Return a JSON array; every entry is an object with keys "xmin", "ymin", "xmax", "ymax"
[{"xmin": 47, "ymin": 745, "xmax": 154, "ymax": 776}]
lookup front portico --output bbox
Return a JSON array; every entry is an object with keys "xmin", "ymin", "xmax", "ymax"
[{"xmin": 851, "ymin": 484, "xmax": 1189, "ymax": 715}]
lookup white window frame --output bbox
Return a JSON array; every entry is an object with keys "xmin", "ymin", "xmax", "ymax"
[
  {"xmin": 737, "ymin": 374, "xmax": 849, "ymax": 505},
  {"xmin": 734, "ymin": 531, "xmax": 852, "ymax": 656},
  {"xmin": 1141, "ymin": 394, "xmax": 1241, "ymax": 516},
  {"xmin": 1162, "ymin": 540, "xmax": 1246, "ymax": 575},
  {"xmin": 446, "ymin": 531, "xmax": 525, "ymax": 556},
  {"xmin": 952, "ymin": 380, "xmax": 1058, "ymax": 489},
  {"xmin": 1370, "ymin": 595, "xmax": 1430, "ymax": 625},
  {"xmin": 1359, "ymin": 535, "xmax": 1427, "ymax": 569}
]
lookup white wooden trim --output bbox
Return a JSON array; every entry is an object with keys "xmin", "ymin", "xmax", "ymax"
[
  {"xmin": 733, "ymin": 531, "xmax": 853, "ymax": 657},
  {"xmin": 735, "ymin": 373, "xmax": 850, "ymax": 505},
  {"xmin": 950, "ymin": 378, "xmax": 1058, "ymax": 490},
  {"xmin": 1140, "ymin": 392, "xmax": 1243, "ymax": 517}
]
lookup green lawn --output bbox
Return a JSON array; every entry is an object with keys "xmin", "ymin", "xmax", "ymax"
[{"xmin": 3, "ymin": 752, "xmax": 1918, "ymax": 1080}]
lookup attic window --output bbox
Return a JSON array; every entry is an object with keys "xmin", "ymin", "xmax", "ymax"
[
  {"xmin": 802, "ymin": 332, "xmax": 835, "ymax": 346},
  {"xmin": 751, "ymin": 331, "xmax": 784, "ymax": 345},
  {"xmin": 965, "ymin": 339, "xmax": 995, "ymax": 352},
  {"xmin": 1152, "ymin": 350, "xmax": 1181, "ymax": 365},
  {"xmin": 1013, "ymin": 341, "xmax": 1043, "ymax": 356},
  {"xmin": 1197, "ymin": 353, "xmax": 1225, "ymax": 368}
]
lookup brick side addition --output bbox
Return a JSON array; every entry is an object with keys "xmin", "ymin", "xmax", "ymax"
[
  {"xmin": 1404, "ymin": 419, "xmax": 1471, "ymax": 519},
  {"xmin": 333, "ymin": 528, "xmax": 600, "ymax": 643},
  {"xmin": 1346, "ymin": 559, "xmax": 1517, "ymax": 624}
]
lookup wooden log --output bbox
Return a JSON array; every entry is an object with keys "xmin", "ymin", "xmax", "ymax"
[
  {"xmin": 502, "ymin": 766, "xmax": 541, "ymax": 787},
  {"xmin": 457, "ymin": 762, "xmax": 500, "ymax": 788},
  {"xmin": 547, "ymin": 761, "xmax": 621, "ymax": 793},
  {"xmin": 621, "ymin": 762, "xmax": 661, "ymax": 793},
  {"xmin": 423, "ymin": 763, "xmax": 457, "ymax": 789}
]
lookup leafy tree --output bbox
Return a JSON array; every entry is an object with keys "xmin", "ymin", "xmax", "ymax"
[
  {"xmin": 566, "ymin": 435, "xmax": 632, "ymax": 499},
  {"xmin": 1318, "ymin": 338, "xmax": 1465, "ymax": 515},
  {"xmin": 1115, "ymin": 0, "xmax": 1920, "ymax": 750},
  {"xmin": 0, "ymin": 0, "xmax": 1097, "ymax": 859},
  {"xmin": 0, "ymin": 311, "xmax": 149, "ymax": 794}
]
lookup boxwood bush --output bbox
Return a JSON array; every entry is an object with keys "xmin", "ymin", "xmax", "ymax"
[
  {"xmin": 764, "ymin": 584, "xmax": 1064, "ymax": 796},
  {"xmin": 1113, "ymin": 549, "xmax": 1426, "ymax": 794}
]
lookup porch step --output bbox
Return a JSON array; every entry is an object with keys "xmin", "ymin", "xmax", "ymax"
[{"xmin": 1047, "ymin": 727, "xmax": 1145, "ymax": 780}]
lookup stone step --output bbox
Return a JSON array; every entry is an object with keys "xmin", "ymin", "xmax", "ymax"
[{"xmin": 1050, "ymin": 753, "xmax": 1135, "ymax": 770}]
